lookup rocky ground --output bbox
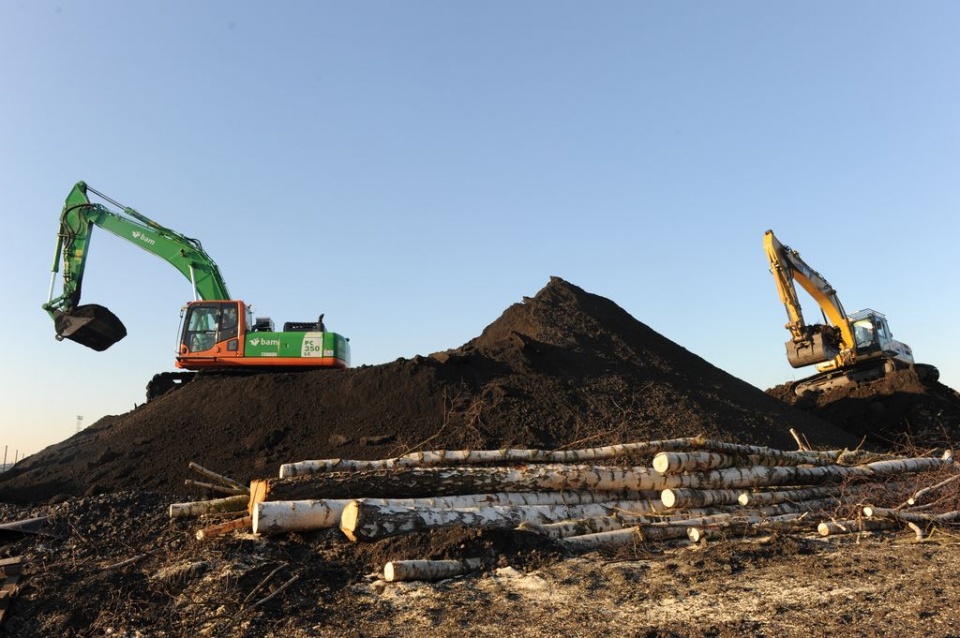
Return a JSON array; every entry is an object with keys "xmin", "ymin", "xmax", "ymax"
[{"xmin": 2, "ymin": 278, "xmax": 959, "ymax": 637}]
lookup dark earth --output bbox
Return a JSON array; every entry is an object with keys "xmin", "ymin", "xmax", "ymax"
[{"xmin": 2, "ymin": 277, "xmax": 959, "ymax": 636}]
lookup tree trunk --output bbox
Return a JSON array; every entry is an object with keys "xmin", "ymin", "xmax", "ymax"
[
  {"xmin": 862, "ymin": 506, "xmax": 960, "ymax": 525},
  {"xmin": 816, "ymin": 518, "xmax": 898, "ymax": 536},
  {"xmin": 278, "ymin": 437, "xmax": 839, "ymax": 477},
  {"xmin": 660, "ymin": 488, "xmax": 743, "ymax": 509},
  {"xmin": 279, "ymin": 437, "xmax": 708, "ymax": 477},
  {"xmin": 339, "ymin": 499, "xmax": 665, "ymax": 542},
  {"xmin": 736, "ymin": 486, "xmax": 841, "ymax": 507},
  {"xmin": 256, "ymin": 465, "xmax": 677, "ymax": 503},
  {"xmin": 383, "ymin": 558, "xmax": 484, "ymax": 582},
  {"xmin": 252, "ymin": 490, "xmax": 655, "ymax": 535},
  {"xmin": 652, "ymin": 450, "xmax": 820, "ymax": 475}
]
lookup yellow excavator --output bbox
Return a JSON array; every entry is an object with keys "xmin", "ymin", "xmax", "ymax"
[{"xmin": 764, "ymin": 229, "xmax": 938, "ymax": 396}]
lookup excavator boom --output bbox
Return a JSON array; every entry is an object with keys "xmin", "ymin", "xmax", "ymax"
[{"xmin": 44, "ymin": 181, "xmax": 230, "ymax": 350}]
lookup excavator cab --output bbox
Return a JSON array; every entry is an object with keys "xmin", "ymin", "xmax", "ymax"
[
  {"xmin": 53, "ymin": 304, "xmax": 127, "ymax": 351},
  {"xmin": 179, "ymin": 300, "xmax": 242, "ymax": 355}
]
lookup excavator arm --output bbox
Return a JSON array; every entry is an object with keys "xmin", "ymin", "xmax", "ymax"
[
  {"xmin": 763, "ymin": 230, "xmax": 856, "ymax": 369},
  {"xmin": 43, "ymin": 181, "xmax": 231, "ymax": 351}
]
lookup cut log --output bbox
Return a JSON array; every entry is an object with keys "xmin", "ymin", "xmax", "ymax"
[
  {"xmin": 737, "ymin": 486, "xmax": 841, "ymax": 507},
  {"xmin": 904, "ymin": 474, "xmax": 960, "ymax": 506},
  {"xmin": 816, "ymin": 518, "xmax": 898, "ymax": 537},
  {"xmin": 257, "ymin": 464, "xmax": 679, "ymax": 503},
  {"xmin": 195, "ymin": 516, "xmax": 252, "ymax": 540},
  {"xmin": 252, "ymin": 490, "xmax": 652, "ymax": 534},
  {"xmin": 169, "ymin": 494, "xmax": 250, "ymax": 519},
  {"xmin": 660, "ymin": 488, "xmax": 743, "ymax": 509},
  {"xmin": 278, "ymin": 436, "xmax": 844, "ymax": 477},
  {"xmin": 558, "ymin": 525, "xmax": 698, "ymax": 551},
  {"xmin": 862, "ymin": 507, "xmax": 960, "ymax": 525},
  {"xmin": 686, "ymin": 513, "xmax": 815, "ymax": 542},
  {"xmin": 518, "ymin": 508, "xmax": 717, "ymax": 540},
  {"xmin": 383, "ymin": 558, "xmax": 484, "ymax": 582},
  {"xmin": 279, "ymin": 437, "xmax": 708, "ymax": 477},
  {"xmin": 652, "ymin": 450, "xmax": 818, "ymax": 475},
  {"xmin": 339, "ymin": 499, "xmax": 665, "ymax": 542}
]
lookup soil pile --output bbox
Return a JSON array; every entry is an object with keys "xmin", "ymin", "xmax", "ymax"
[
  {"xmin": 768, "ymin": 368, "xmax": 960, "ymax": 449},
  {"xmin": 1, "ymin": 277, "xmax": 858, "ymax": 504},
  {"xmin": 3, "ymin": 277, "xmax": 960, "ymax": 637}
]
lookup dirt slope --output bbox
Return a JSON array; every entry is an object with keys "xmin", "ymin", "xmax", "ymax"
[{"xmin": 1, "ymin": 277, "xmax": 857, "ymax": 504}]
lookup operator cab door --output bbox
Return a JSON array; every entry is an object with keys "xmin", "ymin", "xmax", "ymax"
[{"xmin": 180, "ymin": 301, "xmax": 243, "ymax": 357}]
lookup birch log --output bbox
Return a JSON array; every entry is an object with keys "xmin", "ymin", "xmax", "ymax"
[
  {"xmin": 253, "ymin": 490, "xmax": 654, "ymax": 535},
  {"xmin": 558, "ymin": 525, "xmax": 697, "ymax": 551},
  {"xmin": 340, "ymin": 499, "xmax": 665, "ymax": 542},
  {"xmin": 660, "ymin": 488, "xmax": 743, "ymax": 509},
  {"xmin": 279, "ymin": 436, "xmax": 844, "ymax": 477},
  {"xmin": 816, "ymin": 518, "xmax": 898, "ymax": 536},
  {"xmin": 862, "ymin": 507, "xmax": 960, "ymax": 525},
  {"xmin": 737, "ymin": 486, "xmax": 841, "ymax": 507},
  {"xmin": 384, "ymin": 558, "xmax": 484, "ymax": 582},
  {"xmin": 865, "ymin": 458, "xmax": 953, "ymax": 475},
  {"xmin": 904, "ymin": 474, "xmax": 960, "ymax": 506},
  {"xmin": 686, "ymin": 513, "xmax": 816, "ymax": 542},
  {"xmin": 255, "ymin": 465, "xmax": 679, "ymax": 504},
  {"xmin": 652, "ymin": 451, "xmax": 816, "ymax": 475},
  {"xmin": 279, "ymin": 437, "xmax": 707, "ymax": 477},
  {"xmin": 518, "ymin": 507, "xmax": 717, "ymax": 540}
]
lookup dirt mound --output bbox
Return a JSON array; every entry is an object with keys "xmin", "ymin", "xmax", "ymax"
[
  {"xmin": 768, "ymin": 367, "xmax": 960, "ymax": 449},
  {"xmin": 1, "ymin": 277, "xmax": 857, "ymax": 504}
]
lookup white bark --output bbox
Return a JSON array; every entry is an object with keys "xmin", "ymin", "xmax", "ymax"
[
  {"xmin": 169, "ymin": 494, "xmax": 249, "ymax": 519},
  {"xmin": 383, "ymin": 558, "xmax": 484, "ymax": 582}
]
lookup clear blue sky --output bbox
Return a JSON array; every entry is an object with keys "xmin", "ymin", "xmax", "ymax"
[{"xmin": 2, "ymin": 2, "xmax": 958, "ymax": 460}]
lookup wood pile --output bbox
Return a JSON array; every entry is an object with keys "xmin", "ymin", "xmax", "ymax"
[{"xmin": 173, "ymin": 436, "xmax": 959, "ymax": 581}]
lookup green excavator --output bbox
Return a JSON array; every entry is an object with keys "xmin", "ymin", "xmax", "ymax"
[{"xmin": 44, "ymin": 181, "xmax": 350, "ymax": 399}]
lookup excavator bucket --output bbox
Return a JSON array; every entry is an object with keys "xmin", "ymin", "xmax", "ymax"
[
  {"xmin": 784, "ymin": 333, "xmax": 838, "ymax": 369},
  {"xmin": 54, "ymin": 304, "xmax": 127, "ymax": 351}
]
